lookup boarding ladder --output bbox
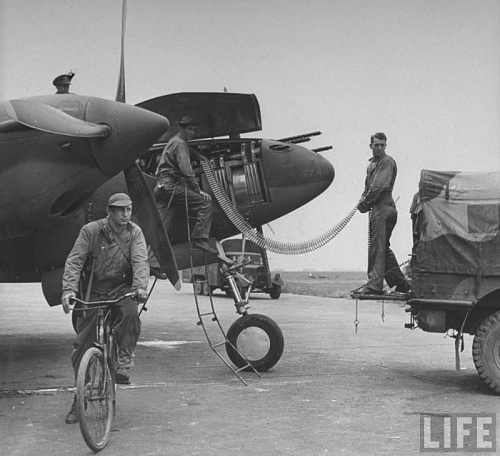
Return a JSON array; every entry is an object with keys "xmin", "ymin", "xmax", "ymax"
[{"xmin": 183, "ymin": 190, "xmax": 261, "ymax": 385}]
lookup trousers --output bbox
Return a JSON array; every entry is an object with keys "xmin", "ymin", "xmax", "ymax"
[
  {"xmin": 71, "ymin": 284, "xmax": 141, "ymax": 378},
  {"xmin": 154, "ymin": 184, "xmax": 213, "ymax": 239},
  {"xmin": 367, "ymin": 203, "xmax": 407, "ymax": 291}
]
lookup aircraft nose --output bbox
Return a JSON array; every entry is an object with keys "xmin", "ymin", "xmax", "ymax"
[
  {"xmin": 307, "ymin": 147, "xmax": 335, "ymax": 194},
  {"xmin": 86, "ymin": 98, "xmax": 169, "ymax": 176},
  {"xmin": 265, "ymin": 140, "xmax": 334, "ymax": 200},
  {"xmin": 256, "ymin": 140, "xmax": 335, "ymax": 223}
]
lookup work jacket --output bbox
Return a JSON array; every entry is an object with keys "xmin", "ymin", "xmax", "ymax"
[
  {"xmin": 155, "ymin": 134, "xmax": 201, "ymax": 193},
  {"xmin": 62, "ymin": 217, "xmax": 149, "ymax": 296},
  {"xmin": 363, "ymin": 153, "xmax": 397, "ymax": 209}
]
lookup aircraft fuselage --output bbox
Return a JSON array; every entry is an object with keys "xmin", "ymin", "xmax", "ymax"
[{"xmin": 0, "ymin": 94, "xmax": 335, "ymax": 308}]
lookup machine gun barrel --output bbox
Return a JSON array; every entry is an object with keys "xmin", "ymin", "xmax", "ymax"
[
  {"xmin": 311, "ymin": 146, "xmax": 333, "ymax": 153},
  {"xmin": 277, "ymin": 131, "xmax": 322, "ymax": 144}
]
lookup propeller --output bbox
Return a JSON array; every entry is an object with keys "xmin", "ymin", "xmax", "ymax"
[
  {"xmin": 115, "ymin": 0, "xmax": 180, "ymax": 289},
  {"xmin": 115, "ymin": 0, "xmax": 127, "ymax": 103},
  {"xmin": 124, "ymin": 164, "xmax": 181, "ymax": 290},
  {"xmin": 5, "ymin": 99, "xmax": 110, "ymax": 137}
]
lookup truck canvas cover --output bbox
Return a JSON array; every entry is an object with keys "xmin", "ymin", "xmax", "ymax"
[{"xmin": 412, "ymin": 170, "xmax": 500, "ymax": 275}]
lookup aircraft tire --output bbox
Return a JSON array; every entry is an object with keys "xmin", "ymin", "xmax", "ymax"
[
  {"xmin": 226, "ymin": 313, "xmax": 284, "ymax": 372},
  {"xmin": 472, "ymin": 310, "xmax": 500, "ymax": 393},
  {"xmin": 202, "ymin": 282, "xmax": 210, "ymax": 295}
]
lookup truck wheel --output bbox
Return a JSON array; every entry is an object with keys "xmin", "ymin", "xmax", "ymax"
[
  {"xmin": 472, "ymin": 310, "xmax": 500, "ymax": 393},
  {"xmin": 194, "ymin": 281, "xmax": 204, "ymax": 295},
  {"xmin": 269, "ymin": 285, "xmax": 281, "ymax": 299},
  {"xmin": 226, "ymin": 314, "xmax": 284, "ymax": 372}
]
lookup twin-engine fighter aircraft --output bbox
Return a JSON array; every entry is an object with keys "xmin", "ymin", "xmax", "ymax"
[{"xmin": 0, "ymin": 2, "xmax": 335, "ymax": 307}]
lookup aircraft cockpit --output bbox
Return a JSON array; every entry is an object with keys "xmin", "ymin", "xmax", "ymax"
[{"xmin": 139, "ymin": 138, "xmax": 269, "ymax": 209}]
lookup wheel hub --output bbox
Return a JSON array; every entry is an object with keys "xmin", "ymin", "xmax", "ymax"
[{"xmin": 236, "ymin": 327, "xmax": 270, "ymax": 361}]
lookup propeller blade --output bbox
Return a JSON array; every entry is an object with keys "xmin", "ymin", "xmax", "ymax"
[
  {"xmin": 124, "ymin": 163, "xmax": 181, "ymax": 290},
  {"xmin": 5, "ymin": 100, "xmax": 110, "ymax": 137},
  {"xmin": 115, "ymin": 0, "xmax": 127, "ymax": 103}
]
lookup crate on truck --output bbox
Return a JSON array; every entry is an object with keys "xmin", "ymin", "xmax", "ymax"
[{"xmin": 182, "ymin": 238, "xmax": 283, "ymax": 299}]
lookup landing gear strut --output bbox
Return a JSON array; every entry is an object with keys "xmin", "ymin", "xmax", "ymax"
[{"xmin": 219, "ymin": 249, "xmax": 284, "ymax": 372}]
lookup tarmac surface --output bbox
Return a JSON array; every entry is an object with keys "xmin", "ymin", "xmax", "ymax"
[{"xmin": 1, "ymin": 281, "xmax": 499, "ymax": 456}]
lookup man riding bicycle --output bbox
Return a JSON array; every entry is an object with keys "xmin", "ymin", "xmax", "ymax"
[{"xmin": 61, "ymin": 193, "xmax": 149, "ymax": 424}]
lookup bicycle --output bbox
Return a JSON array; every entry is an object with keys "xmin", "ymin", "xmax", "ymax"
[{"xmin": 70, "ymin": 291, "xmax": 139, "ymax": 452}]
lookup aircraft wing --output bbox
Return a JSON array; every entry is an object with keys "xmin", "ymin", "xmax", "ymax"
[{"xmin": 136, "ymin": 92, "xmax": 262, "ymax": 142}]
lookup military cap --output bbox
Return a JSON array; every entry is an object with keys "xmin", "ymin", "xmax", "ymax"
[
  {"xmin": 107, "ymin": 193, "xmax": 132, "ymax": 207},
  {"xmin": 52, "ymin": 72, "xmax": 74, "ymax": 87},
  {"xmin": 177, "ymin": 115, "xmax": 200, "ymax": 127}
]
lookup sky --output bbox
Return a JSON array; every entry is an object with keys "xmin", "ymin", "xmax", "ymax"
[{"xmin": 1, "ymin": 0, "xmax": 500, "ymax": 271}]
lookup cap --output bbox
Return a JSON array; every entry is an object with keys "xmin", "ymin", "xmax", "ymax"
[
  {"xmin": 107, "ymin": 193, "xmax": 132, "ymax": 207},
  {"xmin": 53, "ymin": 71, "xmax": 74, "ymax": 87},
  {"xmin": 177, "ymin": 115, "xmax": 200, "ymax": 127}
]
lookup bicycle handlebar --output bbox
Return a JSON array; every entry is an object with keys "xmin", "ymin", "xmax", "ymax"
[{"xmin": 70, "ymin": 291, "xmax": 138, "ymax": 308}]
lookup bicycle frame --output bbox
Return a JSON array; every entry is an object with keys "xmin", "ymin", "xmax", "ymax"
[
  {"xmin": 71, "ymin": 292, "xmax": 136, "ymax": 452},
  {"xmin": 93, "ymin": 306, "xmax": 115, "ymax": 374}
]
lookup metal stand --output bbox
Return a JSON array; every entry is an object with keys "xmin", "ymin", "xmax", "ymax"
[{"xmin": 350, "ymin": 292, "xmax": 407, "ymax": 332}]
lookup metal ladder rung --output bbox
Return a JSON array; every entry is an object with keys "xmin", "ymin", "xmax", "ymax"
[
  {"xmin": 198, "ymin": 311, "xmax": 215, "ymax": 318},
  {"xmin": 212, "ymin": 340, "xmax": 226, "ymax": 348}
]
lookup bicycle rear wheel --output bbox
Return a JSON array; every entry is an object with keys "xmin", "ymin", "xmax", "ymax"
[{"xmin": 76, "ymin": 347, "xmax": 115, "ymax": 452}]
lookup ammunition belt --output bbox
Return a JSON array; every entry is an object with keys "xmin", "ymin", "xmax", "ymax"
[{"xmin": 201, "ymin": 160, "xmax": 361, "ymax": 255}]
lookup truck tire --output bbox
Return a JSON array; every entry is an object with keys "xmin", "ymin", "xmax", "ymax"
[
  {"xmin": 472, "ymin": 310, "xmax": 500, "ymax": 393},
  {"xmin": 193, "ymin": 275, "xmax": 206, "ymax": 295},
  {"xmin": 269, "ymin": 284, "xmax": 281, "ymax": 299},
  {"xmin": 226, "ymin": 313, "xmax": 284, "ymax": 372},
  {"xmin": 194, "ymin": 281, "xmax": 204, "ymax": 295}
]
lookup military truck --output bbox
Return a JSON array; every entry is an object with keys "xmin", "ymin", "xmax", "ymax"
[
  {"xmin": 406, "ymin": 170, "xmax": 500, "ymax": 393},
  {"xmin": 182, "ymin": 238, "xmax": 283, "ymax": 299}
]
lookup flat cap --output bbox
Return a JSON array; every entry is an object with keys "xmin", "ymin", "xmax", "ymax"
[
  {"xmin": 177, "ymin": 115, "xmax": 200, "ymax": 126},
  {"xmin": 107, "ymin": 193, "xmax": 132, "ymax": 207}
]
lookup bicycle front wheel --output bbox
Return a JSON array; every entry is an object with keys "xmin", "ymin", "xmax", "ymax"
[{"xmin": 76, "ymin": 347, "xmax": 115, "ymax": 452}]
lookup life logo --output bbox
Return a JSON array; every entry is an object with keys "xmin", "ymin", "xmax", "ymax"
[{"xmin": 420, "ymin": 413, "xmax": 496, "ymax": 452}]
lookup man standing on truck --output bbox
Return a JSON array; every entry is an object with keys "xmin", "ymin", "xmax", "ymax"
[
  {"xmin": 154, "ymin": 115, "xmax": 217, "ymax": 254},
  {"xmin": 357, "ymin": 132, "xmax": 410, "ymax": 295}
]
